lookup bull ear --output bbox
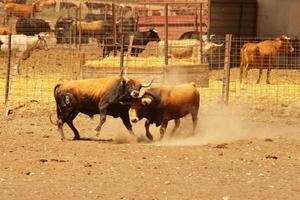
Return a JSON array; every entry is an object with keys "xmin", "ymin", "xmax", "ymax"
[
  {"xmin": 120, "ymin": 79, "xmax": 126, "ymax": 87},
  {"xmin": 141, "ymin": 97, "xmax": 152, "ymax": 106}
]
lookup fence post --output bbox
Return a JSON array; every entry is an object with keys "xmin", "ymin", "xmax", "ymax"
[
  {"xmin": 222, "ymin": 34, "xmax": 232, "ymax": 105},
  {"xmin": 78, "ymin": 52, "xmax": 85, "ymax": 80},
  {"xmin": 56, "ymin": 0, "xmax": 61, "ymax": 12},
  {"xmin": 120, "ymin": 34, "xmax": 125, "ymax": 76},
  {"xmin": 164, "ymin": 3, "xmax": 169, "ymax": 66},
  {"xmin": 125, "ymin": 35, "xmax": 134, "ymax": 72},
  {"xmin": 112, "ymin": 3, "xmax": 117, "ymax": 56},
  {"xmin": 78, "ymin": 3, "xmax": 82, "ymax": 52},
  {"xmin": 4, "ymin": 33, "xmax": 12, "ymax": 116}
]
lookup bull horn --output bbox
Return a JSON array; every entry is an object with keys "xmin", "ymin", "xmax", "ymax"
[
  {"xmin": 141, "ymin": 79, "xmax": 153, "ymax": 88},
  {"xmin": 119, "ymin": 101, "xmax": 131, "ymax": 105},
  {"xmin": 214, "ymin": 43, "xmax": 224, "ymax": 47},
  {"xmin": 49, "ymin": 114, "xmax": 57, "ymax": 125}
]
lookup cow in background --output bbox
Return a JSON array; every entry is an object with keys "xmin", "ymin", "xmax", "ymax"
[
  {"xmin": 129, "ymin": 83, "xmax": 200, "ymax": 141},
  {"xmin": 0, "ymin": 0, "xmax": 26, "ymax": 4},
  {"xmin": 178, "ymin": 31, "xmax": 215, "ymax": 42},
  {"xmin": 157, "ymin": 39, "xmax": 223, "ymax": 62},
  {"xmin": 0, "ymin": 34, "xmax": 49, "ymax": 74},
  {"xmin": 0, "ymin": 26, "xmax": 11, "ymax": 35},
  {"xmin": 240, "ymin": 35, "xmax": 294, "ymax": 84},
  {"xmin": 16, "ymin": 18, "xmax": 51, "ymax": 36},
  {"xmin": 84, "ymin": 13, "xmax": 113, "ymax": 22},
  {"xmin": 54, "ymin": 17, "xmax": 75, "ymax": 44},
  {"xmin": 5, "ymin": 2, "xmax": 39, "ymax": 18}
]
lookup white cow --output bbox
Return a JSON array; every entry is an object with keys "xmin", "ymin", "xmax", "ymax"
[
  {"xmin": 0, "ymin": 33, "xmax": 49, "ymax": 74},
  {"xmin": 158, "ymin": 39, "xmax": 223, "ymax": 62}
]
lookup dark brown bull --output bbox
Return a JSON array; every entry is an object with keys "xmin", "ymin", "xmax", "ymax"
[
  {"xmin": 50, "ymin": 76, "xmax": 152, "ymax": 140},
  {"xmin": 129, "ymin": 83, "xmax": 200, "ymax": 141},
  {"xmin": 240, "ymin": 35, "xmax": 294, "ymax": 84}
]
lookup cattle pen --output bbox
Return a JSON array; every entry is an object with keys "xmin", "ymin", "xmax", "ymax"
[
  {"xmin": 1, "ymin": 0, "xmax": 300, "ymax": 199},
  {"xmin": 0, "ymin": 0, "xmax": 299, "ymax": 124}
]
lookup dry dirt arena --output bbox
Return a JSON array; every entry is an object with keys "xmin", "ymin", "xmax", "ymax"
[{"xmin": 0, "ymin": 101, "xmax": 300, "ymax": 200}]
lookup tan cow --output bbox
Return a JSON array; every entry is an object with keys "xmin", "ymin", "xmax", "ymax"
[
  {"xmin": 158, "ymin": 39, "xmax": 223, "ymax": 62},
  {"xmin": 5, "ymin": 2, "xmax": 39, "ymax": 18},
  {"xmin": 240, "ymin": 35, "xmax": 294, "ymax": 84},
  {"xmin": 0, "ymin": 26, "xmax": 11, "ymax": 35}
]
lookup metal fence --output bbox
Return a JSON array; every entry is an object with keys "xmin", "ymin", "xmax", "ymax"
[{"xmin": 0, "ymin": 0, "xmax": 299, "ymax": 123}]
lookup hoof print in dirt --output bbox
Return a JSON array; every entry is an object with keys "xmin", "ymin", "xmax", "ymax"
[
  {"xmin": 264, "ymin": 138, "xmax": 273, "ymax": 142},
  {"xmin": 215, "ymin": 143, "xmax": 228, "ymax": 149},
  {"xmin": 265, "ymin": 155, "xmax": 278, "ymax": 160}
]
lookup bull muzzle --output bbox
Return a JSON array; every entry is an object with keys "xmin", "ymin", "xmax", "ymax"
[
  {"xmin": 130, "ymin": 90, "xmax": 140, "ymax": 98},
  {"xmin": 131, "ymin": 117, "xmax": 139, "ymax": 123}
]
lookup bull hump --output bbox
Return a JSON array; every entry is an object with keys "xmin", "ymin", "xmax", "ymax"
[{"xmin": 60, "ymin": 78, "xmax": 120, "ymax": 98}]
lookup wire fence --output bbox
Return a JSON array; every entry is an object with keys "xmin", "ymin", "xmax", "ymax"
[{"xmin": 0, "ymin": 0, "xmax": 299, "ymax": 123}]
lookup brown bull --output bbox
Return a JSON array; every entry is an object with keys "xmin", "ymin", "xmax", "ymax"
[
  {"xmin": 50, "ymin": 76, "xmax": 152, "ymax": 140},
  {"xmin": 129, "ymin": 83, "xmax": 200, "ymax": 141},
  {"xmin": 240, "ymin": 35, "xmax": 294, "ymax": 84},
  {"xmin": 5, "ymin": 2, "xmax": 39, "ymax": 18}
]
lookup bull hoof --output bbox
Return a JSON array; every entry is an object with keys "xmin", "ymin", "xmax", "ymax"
[
  {"xmin": 73, "ymin": 136, "xmax": 80, "ymax": 140},
  {"xmin": 146, "ymin": 134, "xmax": 153, "ymax": 141},
  {"xmin": 266, "ymin": 81, "xmax": 271, "ymax": 84}
]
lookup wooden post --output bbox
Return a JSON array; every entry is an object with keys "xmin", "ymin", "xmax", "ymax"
[
  {"xmin": 199, "ymin": 3, "xmax": 203, "ymax": 63},
  {"xmin": 56, "ymin": 0, "xmax": 61, "ymax": 12},
  {"xmin": 207, "ymin": 0, "xmax": 211, "ymax": 39},
  {"xmin": 120, "ymin": 34, "xmax": 125, "ymax": 76},
  {"xmin": 222, "ymin": 34, "xmax": 232, "ymax": 105},
  {"xmin": 78, "ymin": 3, "xmax": 82, "ymax": 52},
  {"xmin": 74, "ymin": 7, "xmax": 78, "ymax": 48},
  {"xmin": 4, "ymin": 33, "xmax": 12, "ymax": 115},
  {"xmin": 195, "ymin": 7, "xmax": 199, "ymax": 40},
  {"xmin": 125, "ymin": 35, "xmax": 134, "ymax": 71},
  {"xmin": 78, "ymin": 52, "xmax": 85, "ymax": 79},
  {"xmin": 164, "ymin": 4, "xmax": 168, "ymax": 66},
  {"xmin": 112, "ymin": 3, "xmax": 117, "ymax": 56}
]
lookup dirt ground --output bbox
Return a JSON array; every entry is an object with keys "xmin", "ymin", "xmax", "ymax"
[{"xmin": 0, "ymin": 102, "xmax": 300, "ymax": 200}]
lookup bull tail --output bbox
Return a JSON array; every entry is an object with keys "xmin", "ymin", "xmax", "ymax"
[{"xmin": 49, "ymin": 114, "xmax": 58, "ymax": 125}]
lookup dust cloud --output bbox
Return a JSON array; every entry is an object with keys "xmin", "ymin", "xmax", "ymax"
[{"xmin": 154, "ymin": 104, "xmax": 300, "ymax": 146}]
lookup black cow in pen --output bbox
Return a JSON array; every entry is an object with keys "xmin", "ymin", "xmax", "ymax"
[
  {"xmin": 16, "ymin": 18, "xmax": 51, "ymax": 36},
  {"xmin": 103, "ymin": 28, "xmax": 160, "ymax": 57}
]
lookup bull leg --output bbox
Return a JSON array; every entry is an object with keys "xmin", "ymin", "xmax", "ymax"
[
  {"xmin": 266, "ymin": 68, "xmax": 271, "ymax": 84},
  {"xmin": 66, "ymin": 120, "xmax": 80, "ymax": 140},
  {"xmin": 266, "ymin": 58, "xmax": 271, "ymax": 84},
  {"xmin": 95, "ymin": 113, "xmax": 106, "ymax": 137},
  {"xmin": 191, "ymin": 112, "xmax": 198, "ymax": 135},
  {"xmin": 159, "ymin": 120, "xmax": 169, "ymax": 140},
  {"xmin": 145, "ymin": 120, "xmax": 153, "ymax": 141},
  {"xmin": 57, "ymin": 118, "xmax": 65, "ymax": 141},
  {"xmin": 257, "ymin": 68, "xmax": 263, "ymax": 84},
  {"xmin": 120, "ymin": 113, "xmax": 134, "ymax": 135},
  {"xmin": 95, "ymin": 102, "xmax": 109, "ymax": 137},
  {"xmin": 170, "ymin": 119, "xmax": 180, "ymax": 136}
]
